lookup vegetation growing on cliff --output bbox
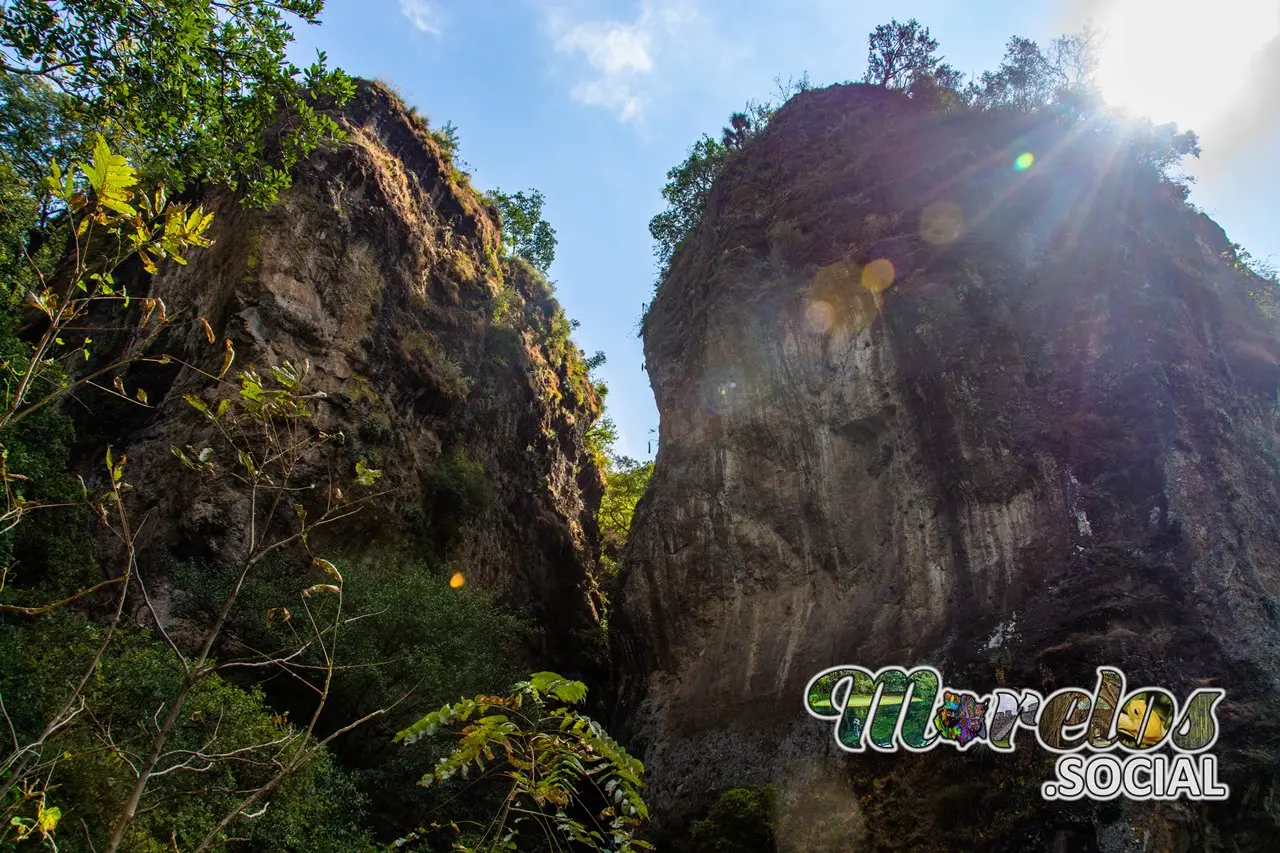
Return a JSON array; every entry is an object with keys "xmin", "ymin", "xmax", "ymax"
[
  {"xmin": 647, "ymin": 18, "xmax": 1206, "ymax": 290},
  {"xmin": 690, "ymin": 786, "xmax": 777, "ymax": 853},
  {"xmin": 598, "ymin": 455, "xmax": 653, "ymax": 581},
  {"xmin": 486, "ymin": 189, "xmax": 558, "ymax": 276},
  {"xmin": 0, "ymin": 3, "xmax": 641, "ymax": 851},
  {"xmin": 648, "ymin": 75, "xmax": 812, "ymax": 274}
]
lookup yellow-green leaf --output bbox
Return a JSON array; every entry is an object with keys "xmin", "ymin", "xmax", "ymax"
[{"xmin": 354, "ymin": 458, "xmax": 382, "ymax": 487}]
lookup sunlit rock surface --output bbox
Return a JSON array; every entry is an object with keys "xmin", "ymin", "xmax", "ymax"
[{"xmin": 614, "ymin": 84, "xmax": 1280, "ymax": 850}]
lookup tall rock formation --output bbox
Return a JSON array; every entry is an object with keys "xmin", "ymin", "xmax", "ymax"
[
  {"xmin": 614, "ymin": 84, "xmax": 1280, "ymax": 849},
  {"xmin": 89, "ymin": 81, "xmax": 606, "ymax": 672}
]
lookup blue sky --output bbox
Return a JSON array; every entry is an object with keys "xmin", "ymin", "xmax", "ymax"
[{"xmin": 289, "ymin": 1, "xmax": 1280, "ymax": 461}]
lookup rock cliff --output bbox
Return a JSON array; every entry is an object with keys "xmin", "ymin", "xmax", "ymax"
[
  {"xmin": 614, "ymin": 84, "xmax": 1280, "ymax": 849},
  {"xmin": 88, "ymin": 80, "xmax": 606, "ymax": 672}
]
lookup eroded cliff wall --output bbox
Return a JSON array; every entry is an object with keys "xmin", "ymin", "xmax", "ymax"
[
  {"xmin": 92, "ymin": 81, "xmax": 606, "ymax": 672},
  {"xmin": 615, "ymin": 84, "xmax": 1280, "ymax": 849}
]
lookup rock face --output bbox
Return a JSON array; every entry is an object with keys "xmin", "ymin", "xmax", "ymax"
[
  {"xmin": 614, "ymin": 84, "xmax": 1280, "ymax": 849},
  {"xmin": 92, "ymin": 81, "xmax": 605, "ymax": 671}
]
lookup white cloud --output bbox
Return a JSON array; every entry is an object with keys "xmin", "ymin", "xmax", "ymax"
[
  {"xmin": 400, "ymin": 0, "xmax": 443, "ymax": 36},
  {"xmin": 549, "ymin": 1, "xmax": 701, "ymax": 122}
]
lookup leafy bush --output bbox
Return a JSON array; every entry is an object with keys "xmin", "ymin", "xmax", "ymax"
[
  {"xmin": 0, "ymin": 615, "xmax": 376, "ymax": 852},
  {"xmin": 691, "ymin": 786, "xmax": 778, "ymax": 853},
  {"xmin": 170, "ymin": 553, "xmax": 531, "ymax": 841},
  {"xmin": 428, "ymin": 448, "xmax": 491, "ymax": 526}
]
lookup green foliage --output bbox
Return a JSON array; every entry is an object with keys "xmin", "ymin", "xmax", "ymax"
[
  {"xmin": 935, "ymin": 23, "xmax": 1200, "ymax": 191},
  {"xmin": 691, "ymin": 786, "xmax": 778, "ymax": 853},
  {"xmin": 586, "ymin": 416, "xmax": 620, "ymax": 471},
  {"xmin": 1226, "ymin": 242, "xmax": 1280, "ymax": 318},
  {"xmin": 963, "ymin": 33, "xmax": 1094, "ymax": 111},
  {"xmin": 0, "ymin": 615, "xmax": 376, "ymax": 851},
  {"xmin": 861, "ymin": 18, "xmax": 960, "ymax": 96},
  {"xmin": 649, "ymin": 76, "xmax": 811, "ymax": 281},
  {"xmin": 486, "ymin": 188, "xmax": 557, "ymax": 274},
  {"xmin": 0, "ymin": 73, "xmax": 86, "ymax": 231},
  {"xmin": 648, "ymin": 135, "xmax": 729, "ymax": 275},
  {"xmin": 395, "ymin": 673, "xmax": 652, "ymax": 852},
  {"xmin": 428, "ymin": 448, "xmax": 491, "ymax": 522},
  {"xmin": 433, "ymin": 121, "xmax": 462, "ymax": 160},
  {"xmin": 0, "ymin": 136, "xmax": 212, "ymax": 561},
  {"xmin": 405, "ymin": 330, "xmax": 471, "ymax": 400},
  {"xmin": 169, "ymin": 551, "xmax": 531, "ymax": 838},
  {"xmin": 599, "ymin": 457, "xmax": 653, "ymax": 549},
  {"xmin": 0, "ymin": 0, "xmax": 356, "ymax": 207},
  {"xmin": 598, "ymin": 454, "xmax": 654, "ymax": 604}
]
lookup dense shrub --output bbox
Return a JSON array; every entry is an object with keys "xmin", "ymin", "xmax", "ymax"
[{"xmin": 691, "ymin": 785, "xmax": 778, "ymax": 853}]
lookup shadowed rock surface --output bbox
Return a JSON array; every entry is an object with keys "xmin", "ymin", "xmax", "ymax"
[
  {"xmin": 82, "ymin": 80, "xmax": 606, "ymax": 674},
  {"xmin": 613, "ymin": 84, "xmax": 1280, "ymax": 850}
]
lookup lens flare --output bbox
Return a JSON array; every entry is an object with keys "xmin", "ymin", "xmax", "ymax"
[
  {"xmin": 700, "ymin": 366, "xmax": 746, "ymax": 415},
  {"xmin": 1014, "ymin": 152, "xmax": 1034, "ymax": 171},
  {"xmin": 808, "ymin": 260, "xmax": 881, "ymax": 335},
  {"xmin": 804, "ymin": 300, "xmax": 835, "ymax": 334},
  {"xmin": 861, "ymin": 259, "xmax": 895, "ymax": 293},
  {"xmin": 449, "ymin": 571, "xmax": 465, "ymax": 589},
  {"xmin": 920, "ymin": 201, "xmax": 964, "ymax": 245}
]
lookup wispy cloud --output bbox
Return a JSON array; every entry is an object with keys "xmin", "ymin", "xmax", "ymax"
[
  {"xmin": 548, "ymin": 1, "xmax": 703, "ymax": 122},
  {"xmin": 400, "ymin": 0, "xmax": 443, "ymax": 37}
]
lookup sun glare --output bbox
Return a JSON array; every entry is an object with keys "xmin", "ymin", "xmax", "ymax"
[{"xmin": 1095, "ymin": 0, "xmax": 1279, "ymax": 131}]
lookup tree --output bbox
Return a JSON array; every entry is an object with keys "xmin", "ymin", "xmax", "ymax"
[
  {"xmin": 0, "ymin": 0, "xmax": 355, "ymax": 206},
  {"xmin": 0, "ymin": 136, "xmax": 213, "ymax": 540},
  {"xmin": 649, "ymin": 135, "xmax": 730, "ymax": 274},
  {"xmin": 966, "ymin": 36, "xmax": 1057, "ymax": 111},
  {"xmin": 649, "ymin": 74, "xmax": 811, "ymax": 280},
  {"xmin": 964, "ymin": 28, "xmax": 1101, "ymax": 112},
  {"xmin": 599, "ymin": 455, "xmax": 654, "ymax": 571},
  {"xmin": 955, "ymin": 24, "xmax": 1199, "ymax": 195},
  {"xmin": 0, "ymin": 140, "xmax": 394, "ymax": 850},
  {"xmin": 862, "ymin": 19, "xmax": 945, "ymax": 90},
  {"xmin": 486, "ymin": 188, "xmax": 557, "ymax": 275}
]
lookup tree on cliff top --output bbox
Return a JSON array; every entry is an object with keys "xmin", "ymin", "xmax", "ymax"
[
  {"xmin": 964, "ymin": 28, "xmax": 1102, "ymax": 112},
  {"xmin": 862, "ymin": 18, "xmax": 962, "ymax": 102},
  {"xmin": 648, "ymin": 75, "xmax": 812, "ymax": 279},
  {"xmin": 486, "ymin": 187, "xmax": 558, "ymax": 274}
]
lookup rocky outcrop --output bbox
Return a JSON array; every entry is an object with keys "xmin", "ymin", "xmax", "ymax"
[
  {"xmin": 89, "ymin": 81, "xmax": 605, "ymax": 671},
  {"xmin": 614, "ymin": 84, "xmax": 1280, "ymax": 849}
]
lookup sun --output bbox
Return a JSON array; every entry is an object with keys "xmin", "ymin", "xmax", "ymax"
[{"xmin": 1094, "ymin": 0, "xmax": 1280, "ymax": 131}]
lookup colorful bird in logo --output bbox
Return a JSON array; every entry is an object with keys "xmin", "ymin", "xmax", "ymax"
[{"xmin": 1117, "ymin": 696, "xmax": 1168, "ymax": 746}]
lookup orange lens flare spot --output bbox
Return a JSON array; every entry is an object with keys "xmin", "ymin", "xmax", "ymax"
[
  {"xmin": 920, "ymin": 201, "xmax": 963, "ymax": 245},
  {"xmin": 804, "ymin": 300, "xmax": 835, "ymax": 334},
  {"xmin": 449, "ymin": 572, "xmax": 465, "ymax": 589},
  {"xmin": 807, "ymin": 260, "xmax": 882, "ymax": 335},
  {"xmin": 861, "ymin": 258, "xmax": 895, "ymax": 293}
]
